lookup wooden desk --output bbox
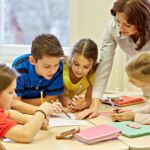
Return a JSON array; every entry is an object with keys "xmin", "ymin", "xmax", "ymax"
[
  {"xmin": 1, "ymin": 122, "xmax": 128, "ymax": 150},
  {"xmin": 91, "ymin": 96, "xmax": 150, "ymax": 150}
]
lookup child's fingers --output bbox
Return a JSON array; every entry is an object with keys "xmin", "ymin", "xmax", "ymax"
[
  {"xmin": 73, "ymin": 96, "xmax": 84, "ymax": 101},
  {"xmin": 114, "ymin": 113, "xmax": 124, "ymax": 121},
  {"xmin": 88, "ymin": 111, "xmax": 99, "ymax": 119},
  {"xmin": 52, "ymin": 105, "xmax": 63, "ymax": 113},
  {"xmin": 53, "ymin": 102, "xmax": 63, "ymax": 109},
  {"xmin": 111, "ymin": 107, "xmax": 121, "ymax": 113}
]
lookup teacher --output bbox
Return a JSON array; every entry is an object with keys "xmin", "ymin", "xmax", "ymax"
[{"xmin": 76, "ymin": 0, "xmax": 150, "ymax": 119}]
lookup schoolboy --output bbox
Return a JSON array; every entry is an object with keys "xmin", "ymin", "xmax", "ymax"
[{"xmin": 12, "ymin": 34, "xmax": 64, "ymax": 113}]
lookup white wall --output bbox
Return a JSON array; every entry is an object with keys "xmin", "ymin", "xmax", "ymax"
[
  {"xmin": 70, "ymin": 0, "xmax": 140, "ymax": 93},
  {"xmin": 0, "ymin": 0, "xmax": 140, "ymax": 93}
]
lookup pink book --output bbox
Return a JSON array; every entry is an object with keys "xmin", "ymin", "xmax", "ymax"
[{"xmin": 74, "ymin": 124, "xmax": 120, "ymax": 144}]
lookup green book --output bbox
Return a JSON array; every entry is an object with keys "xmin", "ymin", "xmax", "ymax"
[{"xmin": 109, "ymin": 121, "xmax": 150, "ymax": 138}]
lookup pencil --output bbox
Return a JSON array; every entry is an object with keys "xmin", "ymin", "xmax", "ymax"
[
  {"xmin": 62, "ymin": 110, "xmax": 71, "ymax": 118},
  {"xmin": 40, "ymin": 91, "xmax": 44, "ymax": 104}
]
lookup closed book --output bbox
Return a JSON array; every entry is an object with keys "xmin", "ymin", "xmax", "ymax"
[
  {"xmin": 109, "ymin": 121, "xmax": 150, "ymax": 138},
  {"xmin": 102, "ymin": 96, "xmax": 144, "ymax": 107},
  {"xmin": 74, "ymin": 124, "xmax": 120, "ymax": 144}
]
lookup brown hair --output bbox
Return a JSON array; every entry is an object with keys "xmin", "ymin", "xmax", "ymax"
[
  {"xmin": 111, "ymin": 0, "xmax": 150, "ymax": 50},
  {"xmin": 0, "ymin": 64, "xmax": 18, "ymax": 92},
  {"xmin": 126, "ymin": 51, "xmax": 150, "ymax": 82},
  {"xmin": 71, "ymin": 38, "xmax": 98, "ymax": 72},
  {"xmin": 31, "ymin": 33, "xmax": 64, "ymax": 62}
]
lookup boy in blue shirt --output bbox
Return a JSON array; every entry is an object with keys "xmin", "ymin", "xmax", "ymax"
[{"xmin": 12, "ymin": 34, "xmax": 64, "ymax": 113}]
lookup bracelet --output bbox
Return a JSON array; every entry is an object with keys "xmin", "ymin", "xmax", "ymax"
[{"xmin": 35, "ymin": 110, "xmax": 47, "ymax": 119}]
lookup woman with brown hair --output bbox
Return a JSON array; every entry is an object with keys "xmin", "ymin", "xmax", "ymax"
[{"xmin": 77, "ymin": 0, "xmax": 150, "ymax": 120}]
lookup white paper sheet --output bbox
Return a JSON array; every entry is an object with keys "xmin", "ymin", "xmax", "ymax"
[{"xmin": 49, "ymin": 113, "xmax": 88, "ymax": 127}]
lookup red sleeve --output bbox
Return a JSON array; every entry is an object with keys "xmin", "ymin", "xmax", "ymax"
[{"xmin": 0, "ymin": 109, "xmax": 17, "ymax": 139}]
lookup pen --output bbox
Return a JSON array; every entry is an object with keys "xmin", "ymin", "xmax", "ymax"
[
  {"xmin": 62, "ymin": 110, "xmax": 71, "ymax": 118},
  {"xmin": 107, "ymin": 97, "xmax": 115, "ymax": 107},
  {"xmin": 40, "ymin": 91, "xmax": 44, "ymax": 104}
]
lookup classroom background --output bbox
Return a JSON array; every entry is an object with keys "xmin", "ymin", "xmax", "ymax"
[{"xmin": 0, "ymin": 0, "xmax": 141, "ymax": 94}]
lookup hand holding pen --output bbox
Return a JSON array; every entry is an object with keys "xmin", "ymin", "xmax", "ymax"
[
  {"xmin": 75, "ymin": 83, "xmax": 83, "ymax": 96},
  {"xmin": 70, "ymin": 83, "xmax": 86, "ymax": 110},
  {"xmin": 71, "ymin": 96, "xmax": 86, "ymax": 110},
  {"xmin": 40, "ymin": 91, "xmax": 63, "ymax": 114},
  {"xmin": 111, "ymin": 107, "xmax": 126, "ymax": 122}
]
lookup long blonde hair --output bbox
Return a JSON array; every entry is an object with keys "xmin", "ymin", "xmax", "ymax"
[{"xmin": 126, "ymin": 51, "xmax": 150, "ymax": 82}]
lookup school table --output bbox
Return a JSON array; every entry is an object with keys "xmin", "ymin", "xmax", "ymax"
[
  {"xmin": 1, "ymin": 120, "xmax": 129, "ymax": 150},
  {"xmin": 91, "ymin": 93, "xmax": 150, "ymax": 150}
]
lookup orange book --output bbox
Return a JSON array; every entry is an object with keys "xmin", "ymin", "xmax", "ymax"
[{"xmin": 101, "ymin": 96, "xmax": 144, "ymax": 107}]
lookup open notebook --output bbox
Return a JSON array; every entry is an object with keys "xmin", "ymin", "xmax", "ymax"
[
  {"xmin": 109, "ymin": 121, "xmax": 150, "ymax": 138},
  {"xmin": 49, "ymin": 113, "xmax": 88, "ymax": 127},
  {"xmin": 74, "ymin": 124, "xmax": 120, "ymax": 144}
]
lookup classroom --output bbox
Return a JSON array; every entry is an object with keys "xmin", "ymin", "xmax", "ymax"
[{"xmin": 0, "ymin": 0, "xmax": 150, "ymax": 150}]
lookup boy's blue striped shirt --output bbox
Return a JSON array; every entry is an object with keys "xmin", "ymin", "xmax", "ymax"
[{"xmin": 12, "ymin": 54, "xmax": 64, "ymax": 99}]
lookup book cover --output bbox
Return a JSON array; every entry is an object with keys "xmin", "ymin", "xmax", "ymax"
[
  {"xmin": 74, "ymin": 124, "xmax": 120, "ymax": 144},
  {"xmin": 109, "ymin": 121, "xmax": 150, "ymax": 138},
  {"xmin": 101, "ymin": 96, "xmax": 144, "ymax": 107}
]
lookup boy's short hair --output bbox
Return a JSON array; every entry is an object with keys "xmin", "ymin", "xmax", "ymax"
[{"xmin": 31, "ymin": 33, "xmax": 64, "ymax": 62}]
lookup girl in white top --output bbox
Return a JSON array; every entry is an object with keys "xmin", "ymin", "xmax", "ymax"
[
  {"xmin": 112, "ymin": 52, "xmax": 150, "ymax": 124},
  {"xmin": 77, "ymin": 0, "xmax": 150, "ymax": 120}
]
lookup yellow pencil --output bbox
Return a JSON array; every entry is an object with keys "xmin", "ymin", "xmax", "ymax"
[{"xmin": 40, "ymin": 91, "xmax": 44, "ymax": 104}]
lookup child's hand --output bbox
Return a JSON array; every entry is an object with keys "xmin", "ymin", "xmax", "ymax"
[
  {"xmin": 45, "ymin": 95, "xmax": 57, "ymax": 103},
  {"xmin": 111, "ymin": 107, "xmax": 126, "ymax": 114},
  {"xmin": 66, "ymin": 101, "xmax": 76, "ymax": 112},
  {"xmin": 41, "ymin": 119, "xmax": 49, "ymax": 130},
  {"xmin": 70, "ymin": 95, "xmax": 86, "ymax": 110},
  {"xmin": 51, "ymin": 102, "xmax": 63, "ymax": 114},
  {"xmin": 112, "ymin": 111, "xmax": 135, "ymax": 122},
  {"xmin": 60, "ymin": 97, "xmax": 72, "ymax": 107},
  {"xmin": 111, "ymin": 113, "xmax": 118, "ymax": 122},
  {"xmin": 39, "ymin": 102, "xmax": 53, "ymax": 116}
]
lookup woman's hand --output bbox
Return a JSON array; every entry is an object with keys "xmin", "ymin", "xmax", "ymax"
[{"xmin": 75, "ymin": 108, "xmax": 99, "ymax": 120}]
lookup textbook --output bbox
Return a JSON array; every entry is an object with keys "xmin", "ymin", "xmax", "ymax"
[
  {"xmin": 101, "ymin": 96, "xmax": 144, "ymax": 107},
  {"xmin": 74, "ymin": 124, "xmax": 120, "ymax": 144},
  {"xmin": 109, "ymin": 121, "xmax": 150, "ymax": 138}
]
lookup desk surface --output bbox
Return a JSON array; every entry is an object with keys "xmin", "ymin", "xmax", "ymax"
[
  {"xmin": 91, "ymin": 95, "xmax": 150, "ymax": 150},
  {"xmin": 2, "ymin": 93, "xmax": 148, "ymax": 150},
  {"xmin": 2, "ymin": 125, "xmax": 129, "ymax": 150}
]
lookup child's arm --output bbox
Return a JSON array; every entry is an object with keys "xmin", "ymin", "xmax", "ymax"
[
  {"xmin": 5, "ymin": 109, "xmax": 49, "ymax": 130},
  {"xmin": 4, "ymin": 102, "xmax": 52, "ymax": 143},
  {"xmin": 11, "ymin": 97, "xmax": 39, "ymax": 115},
  {"xmin": 5, "ymin": 109, "xmax": 32, "ymax": 124}
]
